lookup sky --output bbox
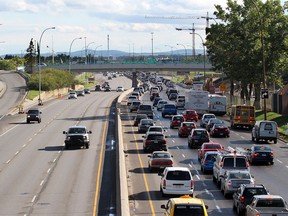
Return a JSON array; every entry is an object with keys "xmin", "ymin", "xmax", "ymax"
[{"xmin": 0, "ymin": 0, "xmax": 285, "ymax": 57}]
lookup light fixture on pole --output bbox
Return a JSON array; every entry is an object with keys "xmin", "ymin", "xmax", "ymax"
[
  {"xmin": 38, "ymin": 26, "xmax": 56, "ymax": 106},
  {"xmin": 94, "ymin": 45, "xmax": 102, "ymax": 64},
  {"xmin": 86, "ymin": 42, "xmax": 95, "ymax": 64},
  {"xmin": 177, "ymin": 43, "xmax": 187, "ymax": 61},
  {"xmin": 69, "ymin": 37, "xmax": 82, "ymax": 73},
  {"xmin": 165, "ymin": 45, "xmax": 174, "ymax": 61},
  {"xmin": 151, "ymin": 32, "xmax": 154, "ymax": 58}
]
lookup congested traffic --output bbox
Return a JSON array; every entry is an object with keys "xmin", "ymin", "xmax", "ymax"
[{"xmin": 120, "ymin": 73, "xmax": 288, "ymax": 216}]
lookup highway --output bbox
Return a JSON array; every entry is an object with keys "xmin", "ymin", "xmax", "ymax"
[
  {"xmin": 0, "ymin": 74, "xmax": 131, "ymax": 216},
  {"xmin": 120, "ymin": 82, "xmax": 288, "ymax": 215}
]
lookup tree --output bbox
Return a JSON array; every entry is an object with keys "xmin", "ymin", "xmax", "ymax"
[{"xmin": 24, "ymin": 38, "xmax": 37, "ymax": 73}]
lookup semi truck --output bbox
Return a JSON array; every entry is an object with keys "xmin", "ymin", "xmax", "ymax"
[{"xmin": 188, "ymin": 90, "xmax": 209, "ymax": 116}]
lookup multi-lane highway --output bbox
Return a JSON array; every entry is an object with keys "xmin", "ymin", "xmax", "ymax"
[
  {"xmin": 0, "ymin": 73, "xmax": 131, "ymax": 216},
  {"xmin": 120, "ymin": 81, "xmax": 288, "ymax": 216}
]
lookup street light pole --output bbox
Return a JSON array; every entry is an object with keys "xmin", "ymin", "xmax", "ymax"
[
  {"xmin": 177, "ymin": 43, "xmax": 187, "ymax": 61},
  {"xmin": 69, "ymin": 37, "xmax": 82, "ymax": 73},
  {"xmin": 86, "ymin": 42, "xmax": 95, "ymax": 64},
  {"xmin": 165, "ymin": 45, "xmax": 174, "ymax": 61},
  {"xmin": 151, "ymin": 32, "xmax": 154, "ymax": 58},
  {"xmin": 38, "ymin": 26, "xmax": 55, "ymax": 106},
  {"xmin": 94, "ymin": 45, "xmax": 102, "ymax": 64}
]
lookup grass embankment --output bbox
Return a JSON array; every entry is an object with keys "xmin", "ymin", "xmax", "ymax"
[{"xmin": 256, "ymin": 110, "xmax": 288, "ymax": 141}]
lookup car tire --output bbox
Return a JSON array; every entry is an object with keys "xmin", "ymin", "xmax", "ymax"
[
  {"xmin": 274, "ymin": 139, "xmax": 277, "ymax": 144},
  {"xmin": 27, "ymin": 120, "xmax": 30, "ymax": 124},
  {"xmin": 251, "ymin": 134, "xmax": 255, "ymax": 141},
  {"xmin": 66, "ymin": 145, "xmax": 70, "ymax": 150},
  {"xmin": 38, "ymin": 119, "xmax": 41, "ymax": 123},
  {"xmin": 86, "ymin": 144, "xmax": 89, "ymax": 149},
  {"xmin": 213, "ymin": 174, "xmax": 217, "ymax": 183},
  {"xmin": 256, "ymin": 137, "xmax": 259, "ymax": 143}
]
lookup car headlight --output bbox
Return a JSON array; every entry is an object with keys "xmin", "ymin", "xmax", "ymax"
[
  {"xmin": 66, "ymin": 137, "xmax": 71, "ymax": 141},
  {"xmin": 27, "ymin": 115, "xmax": 31, "ymax": 117}
]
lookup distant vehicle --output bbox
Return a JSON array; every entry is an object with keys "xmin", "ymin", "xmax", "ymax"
[
  {"xmin": 178, "ymin": 122, "xmax": 197, "ymax": 137},
  {"xmin": 104, "ymin": 86, "xmax": 111, "ymax": 91},
  {"xmin": 127, "ymin": 96, "xmax": 137, "ymax": 106},
  {"xmin": 206, "ymin": 118, "xmax": 223, "ymax": 132},
  {"xmin": 251, "ymin": 120, "xmax": 278, "ymax": 144},
  {"xmin": 108, "ymin": 76, "xmax": 112, "ymax": 80},
  {"xmin": 188, "ymin": 128, "xmax": 210, "ymax": 149},
  {"xmin": 142, "ymin": 132, "xmax": 167, "ymax": 152},
  {"xmin": 162, "ymin": 104, "xmax": 177, "ymax": 118},
  {"xmin": 168, "ymin": 92, "xmax": 178, "ymax": 101},
  {"xmin": 200, "ymin": 151, "xmax": 218, "ymax": 174},
  {"xmin": 208, "ymin": 94, "xmax": 227, "ymax": 116},
  {"xmin": 232, "ymin": 184, "xmax": 269, "ymax": 216},
  {"xmin": 102, "ymin": 81, "xmax": 110, "ymax": 88},
  {"xmin": 210, "ymin": 123, "xmax": 230, "ymax": 138},
  {"xmin": 68, "ymin": 91, "xmax": 77, "ymax": 99},
  {"xmin": 77, "ymin": 90, "xmax": 85, "ymax": 96},
  {"xmin": 156, "ymin": 100, "xmax": 168, "ymax": 111},
  {"xmin": 161, "ymin": 195, "xmax": 208, "ymax": 216},
  {"xmin": 189, "ymin": 90, "xmax": 209, "ymax": 116},
  {"xmin": 26, "ymin": 108, "xmax": 42, "ymax": 123},
  {"xmin": 95, "ymin": 85, "xmax": 102, "ymax": 91},
  {"xmin": 116, "ymin": 86, "xmax": 124, "ymax": 92},
  {"xmin": 175, "ymin": 96, "xmax": 185, "ymax": 109},
  {"xmin": 200, "ymin": 113, "xmax": 216, "ymax": 128},
  {"xmin": 246, "ymin": 195, "xmax": 288, "ymax": 216},
  {"xmin": 220, "ymin": 170, "xmax": 254, "ymax": 197},
  {"xmin": 153, "ymin": 97, "xmax": 162, "ymax": 107},
  {"xmin": 137, "ymin": 104, "xmax": 153, "ymax": 119},
  {"xmin": 246, "ymin": 145, "xmax": 274, "ymax": 165},
  {"xmin": 150, "ymin": 92, "xmax": 159, "ymax": 101},
  {"xmin": 170, "ymin": 115, "xmax": 185, "ymax": 129},
  {"xmin": 84, "ymin": 88, "xmax": 91, "ymax": 94},
  {"xmin": 182, "ymin": 109, "xmax": 198, "ymax": 122},
  {"xmin": 138, "ymin": 119, "xmax": 155, "ymax": 133},
  {"xmin": 230, "ymin": 105, "xmax": 256, "ymax": 129},
  {"xmin": 146, "ymin": 126, "xmax": 166, "ymax": 135},
  {"xmin": 159, "ymin": 167, "xmax": 194, "ymax": 197},
  {"xmin": 63, "ymin": 126, "xmax": 92, "ymax": 149},
  {"xmin": 130, "ymin": 100, "xmax": 142, "ymax": 113},
  {"xmin": 133, "ymin": 114, "xmax": 148, "ymax": 126},
  {"xmin": 148, "ymin": 151, "xmax": 173, "ymax": 172},
  {"xmin": 198, "ymin": 142, "xmax": 223, "ymax": 161}
]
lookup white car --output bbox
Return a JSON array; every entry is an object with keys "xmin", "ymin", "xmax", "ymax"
[
  {"xmin": 68, "ymin": 91, "xmax": 77, "ymax": 99},
  {"xmin": 127, "ymin": 96, "xmax": 137, "ymax": 106},
  {"xmin": 116, "ymin": 86, "xmax": 124, "ymax": 92},
  {"xmin": 159, "ymin": 167, "xmax": 194, "ymax": 197},
  {"xmin": 157, "ymin": 100, "xmax": 168, "ymax": 110},
  {"xmin": 200, "ymin": 113, "xmax": 216, "ymax": 128}
]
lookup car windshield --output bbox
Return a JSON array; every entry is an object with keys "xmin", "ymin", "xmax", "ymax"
[
  {"xmin": 147, "ymin": 134, "xmax": 164, "ymax": 140},
  {"xmin": 132, "ymin": 102, "xmax": 141, "ymax": 106},
  {"xmin": 149, "ymin": 127, "xmax": 162, "ymax": 132},
  {"xmin": 166, "ymin": 171, "xmax": 191, "ymax": 180},
  {"xmin": 183, "ymin": 123, "xmax": 194, "ymax": 127},
  {"xmin": 152, "ymin": 153, "xmax": 170, "ymax": 158},
  {"xmin": 254, "ymin": 146, "xmax": 271, "ymax": 151},
  {"xmin": 193, "ymin": 131, "xmax": 207, "ymax": 136},
  {"xmin": 205, "ymin": 115, "xmax": 215, "ymax": 119},
  {"xmin": 174, "ymin": 205, "xmax": 205, "ymax": 215},
  {"xmin": 68, "ymin": 128, "xmax": 86, "ymax": 134},
  {"xmin": 139, "ymin": 105, "xmax": 152, "ymax": 110},
  {"xmin": 141, "ymin": 119, "xmax": 153, "ymax": 125},
  {"xmin": 243, "ymin": 188, "xmax": 268, "ymax": 198},
  {"xmin": 27, "ymin": 110, "xmax": 39, "ymax": 114},
  {"xmin": 165, "ymin": 105, "xmax": 175, "ymax": 108},
  {"xmin": 186, "ymin": 111, "xmax": 196, "ymax": 115},
  {"xmin": 229, "ymin": 172, "xmax": 250, "ymax": 179},
  {"xmin": 206, "ymin": 154, "xmax": 217, "ymax": 161},
  {"xmin": 223, "ymin": 157, "xmax": 247, "ymax": 167},
  {"xmin": 205, "ymin": 144, "xmax": 221, "ymax": 149}
]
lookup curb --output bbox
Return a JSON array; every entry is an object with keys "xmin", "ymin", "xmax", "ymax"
[{"xmin": 0, "ymin": 81, "xmax": 7, "ymax": 99}]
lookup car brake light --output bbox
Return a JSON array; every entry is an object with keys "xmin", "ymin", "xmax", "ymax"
[
  {"xmin": 191, "ymin": 180, "xmax": 194, "ymax": 189},
  {"xmin": 246, "ymin": 162, "xmax": 250, "ymax": 167},
  {"xmin": 163, "ymin": 180, "xmax": 166, "ymax": 188},
  {"xmin": 270, "ymin": 153, "xmax": 274, "ymax": 157},
  {"xmin": 252, "ymin": 153, "xmax": 259, "ymax": 158},
  {"xmin": 167, "ymin": 160, "xmax": 173, "ymax": 165},
  {"xmin": 151, "ymin": 161, "xmax": 158, "ymax": 165},
  {"xmin": 240, "ymin": 196, "xmax": 245, "ymax": 203},
  {"xmin": 225, "ymin": 128, "xmax": 229, "ymax": 131},
  {"xmin": 227, "ymin": 181, "xmax": 232, "ymax": 186},
  {"xmin": 237, "ymin": 116, "xmax": 240, "ymax": 119},
  {"xmin": 219, "ymin": 161, "xmax": 223, "ymax": 167},
  {"xmin": 214, "ymin": 128, "xmax": 218, "ymax": 131}
]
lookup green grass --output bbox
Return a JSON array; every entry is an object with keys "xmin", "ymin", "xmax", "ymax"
[{"xmin": 26, "ymin": 90, "xmax": 39, "ymax": 100}]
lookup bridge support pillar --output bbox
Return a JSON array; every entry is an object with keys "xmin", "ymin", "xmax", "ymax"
[{"xmin": 132, "ymin": 70, "xmax": 138, "ymax": 88}]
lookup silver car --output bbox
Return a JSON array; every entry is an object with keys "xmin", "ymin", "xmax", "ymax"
[
  {"xmin": 148, "ymin": 151, "xmax": 173, "ymax": 172},
  {"xmin": 157, "ymin": 100, "xmax": 168, "ymax": 110}
]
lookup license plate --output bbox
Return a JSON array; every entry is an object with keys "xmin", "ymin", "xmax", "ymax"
[
  {"xmin": 177, "ymin": 121, "xmax": 180, "ymax": 123},
  {"xmin": 262, "ymin": 154, "xmax": 266, "ymax": 157},
  {"xmin": 173, "ymin": 185, "xmax": 182, "ymax": 188},
  {"xmin": 154, "ymin": 141, "xmax": 158, "ymax": 144},
  {"xmin": 194, "ymin": 140, "xmax": 198, "ymax": 142},
  {"xmin": 220, "ymin": 133, "xmax": 223, "ymax": 135}
]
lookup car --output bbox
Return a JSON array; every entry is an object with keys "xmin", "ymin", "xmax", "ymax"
[
  {"xmin": 138, "ymin": 118, "xmax": 155, "ymax": 133},
  {"xmin": 101, "ymin": 81, "xmax": 109, "ymax": 88},
  {"xmin": 200, "ymin": 151, "xmax": 218, "ymax": 174},
  {"xmin": 182, "ymin": 109, "xmax": 198, "ymax": 122},
  {"xmin": 131, "ymin": 92, "xmax": 140, "ymax": 100},
  {"xmin": 168, "ymin": 92, "xmax": 178, "ymax": 100},
  {"xmin": 68, "ymin": 91, "xmax": 77, "ymax": 99},
  {"xmin": 232, "ymin": 184, "xmax": 269, "ymax": 216},
  {"xmin": 198, "ymin": 142, "xmax": 223, "ymax": 161},
  {"xmin": 157, "ymin": 100, "xmax": 168, "ymax": 111},
  {"xmin": 142, "ymin": 132, "xmax": 167, "ymax": 152},
  {"xmin": 210, "ymin": 123, "xmax": 230, "ymax": 138},
  {"xmin": 150, "ymin": 92, "xmax": 160, "ymax": 101},
  {"xmin": 137, "ymin": 104, "xmax": 153, "ymax": 119},
  {"xmin": 77, "ymin": 90, "xmax": 85, "ymax": 96},
  {"xmin": 127, "ymin": 96, "xmax": 137, "ymax": 106},
  {"xmin": 162, "ymin": 104, "xmax": 177, "ymax": 118},
  {"xmin": 159, "ymin": 167, "xmax": 194, "ymax": 197},
  {"xmin": 200, "ymin": 113, "xmax": 216, "ymax": 128},
  {"xmin": 220, "ymin": 170, "xmax": 255, "ymax": 197},
  {"xmin": 63, "ymin": 126, "xmax": 92, "ymax": 149},
  {"xmin": 129, "ymin": 100, "xmax": 142, "ymax": 112},
  {"xmin": 108, "ymin": 76, "xmax": 112, "ymax": 80},
  {"xmin": 26, "ymin": 108, "xmax": 42, "ymax": 123},
  {"xmin": 161, "ymin": 195, "xmax": 208, "ymax": 216},
  {"xmin": 170, "ymin": 115, "xmax": 185, "ymax": 129},
  {"xmin": 178, "ymin": 122, "xmax": 197, "ymax": 137},
  {"xmin": 167, "ymin": 88, "xmax": 178, "ymax": 97},
  {"xmin": 84, "ymin": 88, "xmax": 91, "ymax": 94},
  {"xmin": 251, "ymin": 120, "xmax": 278, "ymax": 144},
  {"xmin": 188, "ymin": 129, "xmax": 210, "ymax": 149},
  {"xmin": 175, "ymin": 97, "xmax": 185, "ymax": 109},
  {"xmin": 153, "ymin": 97, "xmax": 162, "ymax": 107},
  {"xmin": 95, "ymin": 85, "xmax": 102, "ymax": 91},
  {"xmin": 206, "ymin": 118, "xmax": 223, "ymax": 132},
  {"xmin": 148, "ymin": 151, "xmax": 173, "ymax": 172},
  {"xmin": 104, "ymin": 86, "xmax": 111, "ymax": 91},
  {"xmin": 146, "ymin": 126, "xmax": 166, "ymax": 134},
  {"xmin": 133, "ymin": 114, "xmax": 148, "ymax": 126},
  {"xmin": 116, "ymin": 86, "xmax": 124, "ymax": 92},
  {"xmin": 246, "ymin": 145, "xmax": 274, "ymax": 165}
]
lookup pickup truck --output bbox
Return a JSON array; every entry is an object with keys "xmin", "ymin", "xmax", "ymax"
[
  {"xmin": 246, "ymin": 195, "xmax": 288, "ymax": 216},
  {"xmin": 162, "ymin": 104, "xmax": 177, "ymax": 118},
  {"xmin": 137, "ymin": 104, "xmax": 154, "ymax": 119}
]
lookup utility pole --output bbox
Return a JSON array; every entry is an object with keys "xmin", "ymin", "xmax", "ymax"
[{"xmin": 107, "ymin": 34, "xmax": 110, "ymax": 62}]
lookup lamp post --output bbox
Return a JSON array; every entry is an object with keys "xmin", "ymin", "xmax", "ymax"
[
  {"xmin": 94, "ymin": 45, "xmax": 102, "ymax": 64},
  {"xmin": 250, "ymin": 0, "xmax": 267, "ymax": 120},
  {"xmin": 86, "ymin": 42, "xmax": 95, "ymax": 64},
  {"xmin": 38, "ymin": 27, "xmax": 55, "ymax": 105},
  {"xmin": 165, "ymin": 45, "xmax": 174, "ymax": 61},
  {"xmin": 177, "ymin": 43, "xmax": 187, "ymax": 61},
  {"xmin": 151, "ymin": 32, "xmax": 154, "ymax": 58},
  {"xmin": 69, "ymin": 37, "xmax": 82, "ymax": 73}
]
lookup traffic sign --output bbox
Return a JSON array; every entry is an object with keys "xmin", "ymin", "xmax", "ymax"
[
  {"xmin": 261, "ymin": 88, "xmax": 269, "ymax": 99},
  {"xmin": 220, "ymin": 83, "xmax": 226, "ymax": 91}
]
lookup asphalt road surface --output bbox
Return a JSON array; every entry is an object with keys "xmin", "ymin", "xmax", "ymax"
[
  {"xmin": 121, "ymin": 82, "xmax": 288, "ymax": 216},
  {"xmin": 0, "ymin": 74, "xmax": 131, "ymax": 216}
]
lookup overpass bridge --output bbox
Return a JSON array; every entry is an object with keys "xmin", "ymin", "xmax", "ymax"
[{"xmin": 49, "ymin": 62, "xmax": 213, "ymax": 73}]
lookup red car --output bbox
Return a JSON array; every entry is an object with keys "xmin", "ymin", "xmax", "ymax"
[
  {"xmin": 182, "ymin": 109, "xmax": 198, "ymax": 122},
  {"xmin": 170, "ymin": 115, "xmax": 185, "ymax": 129},
  {"xmin": 198, "ymin": 142, "xmax": 223, "ymax": 161},
  {"xmin": 178, "ymin": 122, "xmax": 197, "ymax": 137}
]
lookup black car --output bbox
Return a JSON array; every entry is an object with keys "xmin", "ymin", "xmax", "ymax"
[
  {"xmin": 138, "ymin": 119, "xmax": 155, "ymax": 133},
  {"xmin": 188, "ymin": 128, "xmax": 210, "ymax": 149},
  {"xmin": 210, "ymin": 123, "xmax": 230, "ymax": 138},
  {"xmin": 206, "ymin": 118, "xmax": 223, "ymax": 132},
  {"xmin": 153, "ymin": 97, "xmax": 162, "ymax": 107},
  {"xmin": 232, "ymin": 184, "xmax": 268, "ymax": 215},
  {"xmin": 168, "ymin": 92, "xmax": 178, "ymax": 100},
  {"xmin": 246, "ymin": 145, "xmax": 274, "ymax": 165},
  {"xmin": 142, "ymin": 132, "xmax": 167, "ymax": 152},
  {"xmin": 95, "ymin": 85, "xmax": 101, "ymax": 91},
  {"xmin": 133, "ymin": 114, "xmax": 148, "ymax": 126},
  {"xmin": 26, "ymin": 108, "xmax": 42, "ymax": 123}
]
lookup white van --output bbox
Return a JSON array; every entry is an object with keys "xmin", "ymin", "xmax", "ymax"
[{"xmin": 251, "ymin": 120, "xmax": 278, "ymax": 144}]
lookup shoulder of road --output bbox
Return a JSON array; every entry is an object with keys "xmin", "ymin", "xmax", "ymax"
[{"xmin": 0, "ymin": 80, "xmax": 7, "ymax": 98}]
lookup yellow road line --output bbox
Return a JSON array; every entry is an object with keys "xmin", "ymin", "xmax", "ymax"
[
  {"xmin": 129, "ymin": 119, "xmax": 156, "ymax": 216},
  {"xmin": 93, "ymin": 107, "xmax": 109, "ymax": 216}
]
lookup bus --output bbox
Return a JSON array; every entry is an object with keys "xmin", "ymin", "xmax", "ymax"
[{"xmin": 230, "ymin": 105, "xmax": 256, "ymax": 129}]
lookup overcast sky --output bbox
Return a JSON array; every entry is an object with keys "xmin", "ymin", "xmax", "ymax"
[{"xmin": 0, "ymin": 0, "xmax": 285, "ymax": 56}]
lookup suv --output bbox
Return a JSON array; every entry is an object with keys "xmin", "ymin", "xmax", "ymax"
[
  {"xmin": 213, "ymin": 150, "xmax": 250, "ymax": 187},
  {"xmin": 251, "ymin": 120, "xmax": 278, "ymax": 144},
  {"xmin": 146, "ymin": 126, "xmax": 166, "ymax": 134},
  {"xmin": 161, "ymin": 195, "xmax": 208, "ymax": 216},
  {"xmin": 188, "ymin": 129, "xmax": 210, "ymax": 149},
  {"xmin": 63, "ymin": 126, "xmax": 92, "ymax": 149},
  {"xmin": 130, "ymin": 100, "xmax": 141, "ymax": 112},
  {"xmin": 200, "ymin": 114, "xmax": 216, "ymax": 128},
  {"xmin": 68, "ymin": 91, "xmax": 77, "ymax": 99},
  {"xmin": 159, "ymin": 167, "xmax": 194, "ymax": 197},
  {"xmin": 26, "ymin": 108, "xmax": 42, "ymax": 123},
  {"xmin": 182, "ymin": 109, "xmax": 198, "ymax": 122},
  {"xmin": 233, "ymin": 184, "xmax": 269, "ymax": 215},
  {"xmin": 162, "ymin": 104, "xmax": 177, "ymax": 118},
  {"xmin": 137, "ymin": 104, "xmax": 153, "ymax": 119},
  {"xmin": 142, "ymin": 132, "xmax": 167, "ymax": 152}
]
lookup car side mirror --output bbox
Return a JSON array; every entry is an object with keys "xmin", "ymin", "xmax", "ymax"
[
  {"xmin": 89, "ymin": 131, "xmax": 92, "ymax": 134},
  {"xmin": 205, "ymin": 205, "xmax": 209, "ymax": 210},
  {"xmin": 40, "ymin": 112, "xmax": 42, "ymax": 114},
  {"xmin": 63, "ymin": 131, "xmax": 67, "ymax": 134},
  {"xmin": 147, "ymin": 155, "xmax": 151, "ymax": 157},
  {"xmin": 161, "ymin": 204, "xmax": 167, "ymax": 209}
]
